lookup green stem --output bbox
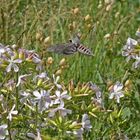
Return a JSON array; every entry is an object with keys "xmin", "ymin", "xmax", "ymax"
[
  {"xmin": 15, "ymin": 72, "xmax": 19, "ymax": 110},
  {"xmin": 7, "ymin": 119, "xmax": 12, "ymax": 140},
  {"xmin": 7, "ymin": 92, "xmax": 12, "ymax": 140},
  {"xmin": 35, "ymin": 103, "xmax": 38, "ymax": 128}
]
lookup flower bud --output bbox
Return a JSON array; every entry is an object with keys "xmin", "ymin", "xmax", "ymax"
[
  {"xmin": 47, "ymin": 57, "xmax": 53, "ymax": 64},
  {"xmin": 73, "ymin": 8, "xmax": 79, "ymax": 14},
  {"xmin": 72, "ymin": 21, "xmax": 76, "ymax": 29},
  {"xmin": 98, "ymin": 1, "xmax": 102, "ymax": 9},
  {"xmin": 84, "ymin": 14, "xmax": 91, "ymax": 21},
  {"xmin": 108, "ymin": 85, "xmax": 113, "ymax": 92},
  {"xmin": 104, "ymin": 0, "xmax": 111, "ymax": 4},
  {"xmin": 36, "ymin": 32, "xmax": 43, "ymax": 41},
  {"xmin": 68, "ymin": 23, "xmax": 74, "ymax": 31},
  {"xmin": 37, "ymin": 79, "xmax": 43, "ymax": 86},
  {"xmin": 98, "ymin": 3, "xmax": 102, "ymax": 9},
  {"xmin": 19, "ymin": 49, "xmax": 25, "ymax": 59},
  {"xmin": 115, "ymin": 12, "xmax": 120, "ymax": 18},
  {"xmin": 104, "ymin": 33, "xmax": 111, "ymax": 39},
  {"xmin": 124, "ymin": 79, "xmax": 132, "ymax": 91},
  {"xmin": 44, "ymin": 36, "xmax": 51, "ymax": 44},
  {"xmin": 87, "ymin": 24, "xmax": 92, "ymax": 29},
  {"xmin": 68, "ymin": 80, "xmax": 74, "ymax": 92},
  {"xmin": 59, "ymin": 58, "xmax": 66, "ymax": 66},
  {"xmin": 11, "ymin": 44, "xmax": 17, "ymax": 49},
  {"xmin": 105, "ymin": 0, "xmax": 114, "ymax": 4},
  {"xmin": 106, "ymin": 4, "xmax": 112, "ymax": 11},
  {"xmin": 55, "ymin": 69, "xmax": 62, "ymax": 75},
  {"xmin": 125, "ymin": 80, "xmax": 131, "ymax": 87}
]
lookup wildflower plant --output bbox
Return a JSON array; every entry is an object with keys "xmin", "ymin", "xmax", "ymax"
[
  {"xmin": 0, "ymin": 30, "xmax": 138, "ymax": 139},
  {"xmin": 0, "ymin": 43, "xmax": 94, "ymax": 139}
]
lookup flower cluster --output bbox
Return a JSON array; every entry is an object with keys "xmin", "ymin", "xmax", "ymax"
[
  {"xmin": 0, "ymin": 44, "xmax": 41, "ymax": 73},
  {"xmin": 122, "ymin": 29, "xmax": 140, "ymax": 68},
  {"xmin": 19, "ymin": 73, "xmax": 72, "ymax": 115}
]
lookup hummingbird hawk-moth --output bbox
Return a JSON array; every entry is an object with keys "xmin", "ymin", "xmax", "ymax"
[{"xmin": 47, "ymin": 34, "xmax": 93, "ymax": 56}]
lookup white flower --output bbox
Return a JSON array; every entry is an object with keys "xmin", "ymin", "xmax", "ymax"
[
  {"xmin": 0, "ymin": 94, "xmax": 4, "ymax": 102},
  {"xmin": 16, "ymin": 74, "xmax": 31, "ymax": 87},
  {"xmin": 82, "ymin": 114, "xmax": 92, "ymax": 131},
  {"xmin": 73, "ymin": 128, "xmax": 83, "ymax": 140},
  {"xmin": 33, "ymin": 90, "xmax": 51, "ymax": 112},
  {"xmin": 20, "ymin": 91, "xmax": 30, "ymax": 103},
  {"xmin": 126, "ymin": 37, "xmax": 138, "ymax": 48},
  {"xmin": 7, "ymin": 104, "xmax": 18, "ymax": 121},
  {"xmin": 89, "ymin": 82, "xmax": 104, "ymax": 107},
  {"xmin": 53, "ymin": 74, "xmax": 62, "ymax": 89},
  {"xmin": 132, "ymin": 55, "xmax": 140, "ymax": 68},
  {"xmin": 6, "ymin": 56, "xmax": 22, "ymax": 72},
  {"xmin": 122, "ymin": 37, "xmax": 138, "ymax": 62},
  {"xmin": 0, "ymin": 124, "xmax": 8, "ymax": 139},
  {"xmin": 27, "ymin": 129, "xmax": 42, "ymax": 140},
  {"xmin": 33, "ymin": 72, "xmax": 49, "ymax": 82},
  {"xmin": 48, "ymin": 102, "xmax": 72, "ymax": 117},
  {"xmin": 0, "ymin": 44, "xmax": 6, "ymax": 56},
  {"xmin": 53, "ymin": 90, "xmax": 71, "ymax": 105},
  {"xmin": 109, "ymin": 81, "xmax": 124, "ymax": 103}
]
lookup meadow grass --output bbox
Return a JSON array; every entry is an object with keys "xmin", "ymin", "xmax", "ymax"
[{"xmin": 0, "ymin": 0, "xmax": 140, "ymax": 139}]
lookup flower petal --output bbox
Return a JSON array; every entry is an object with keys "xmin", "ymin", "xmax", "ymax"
[
  {"xmin": 14, "ymin": 59, "xmax": 22, "ymax": 63},
  {"xmin": 55, "ymin": 90, "xmax": 61, "ymax": 97},
  {"xmin": 55, "ymin": 76, "xmax": 60, "ymax": 83},
  {"xmin": 109, "ymin": 92, "xmax": 115, "ymax": 99},
  {"xmin": 33, "ymin": 91, "xmax": 41, "ymax": 98},
  {"xmin": 11, "ymin": 110, "xmax": 18, "ymax": 115},
  {"xmin": 6, "ymin": 63, "xmax": 12, "ymax": 72},
  {"xmin": 0, "ymin": 124, "xmax": 7, "ymax": 129},
  {"xmin": 127, "ymin": 37, "xmax": 137, "ymax": 46},
  {"xmin": 13, "ymin": 64, "xmax": 19, "ymax": 72}
]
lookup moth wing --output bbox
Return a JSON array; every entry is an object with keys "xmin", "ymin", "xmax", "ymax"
[
  {"xmin": 47, "ymin": 44, "xmax": 66, "ymax": 54},
  {"xmin": 47, "ymin": 43, "xmax": 77, "ymax": 55}
]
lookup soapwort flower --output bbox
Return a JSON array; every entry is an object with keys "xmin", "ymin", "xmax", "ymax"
[
  {"xmin": 52, "ymin": 90, "xmax": 71, "ymax": 105},
  {"xmin": 7, "ymin": 104, "xmax": 18, "ymax": 121},
  {"xmin": 48, "ymin": 102, "xmax": 72, "ymax": 117},
  {"xmin": 6, "ymin": 56, "xmax": 22, "ymax": 73},
  {"xmin": 122, "ymin": 38, "xmax": 138, "ymax": 62},
  {"xmin": 0, "ymin": 124, "xmax": 8, "ymax": 140},
  {"xmin": 82, "ymin": 114, "xmax": 92, "ymax": 131},
  {"xmin": 109, "ymin": 81, "xmax": 124, "ymax": 103},
  {"xmin": 33, "ymin": 89, "xmax": 51, "ymax": 112}
]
